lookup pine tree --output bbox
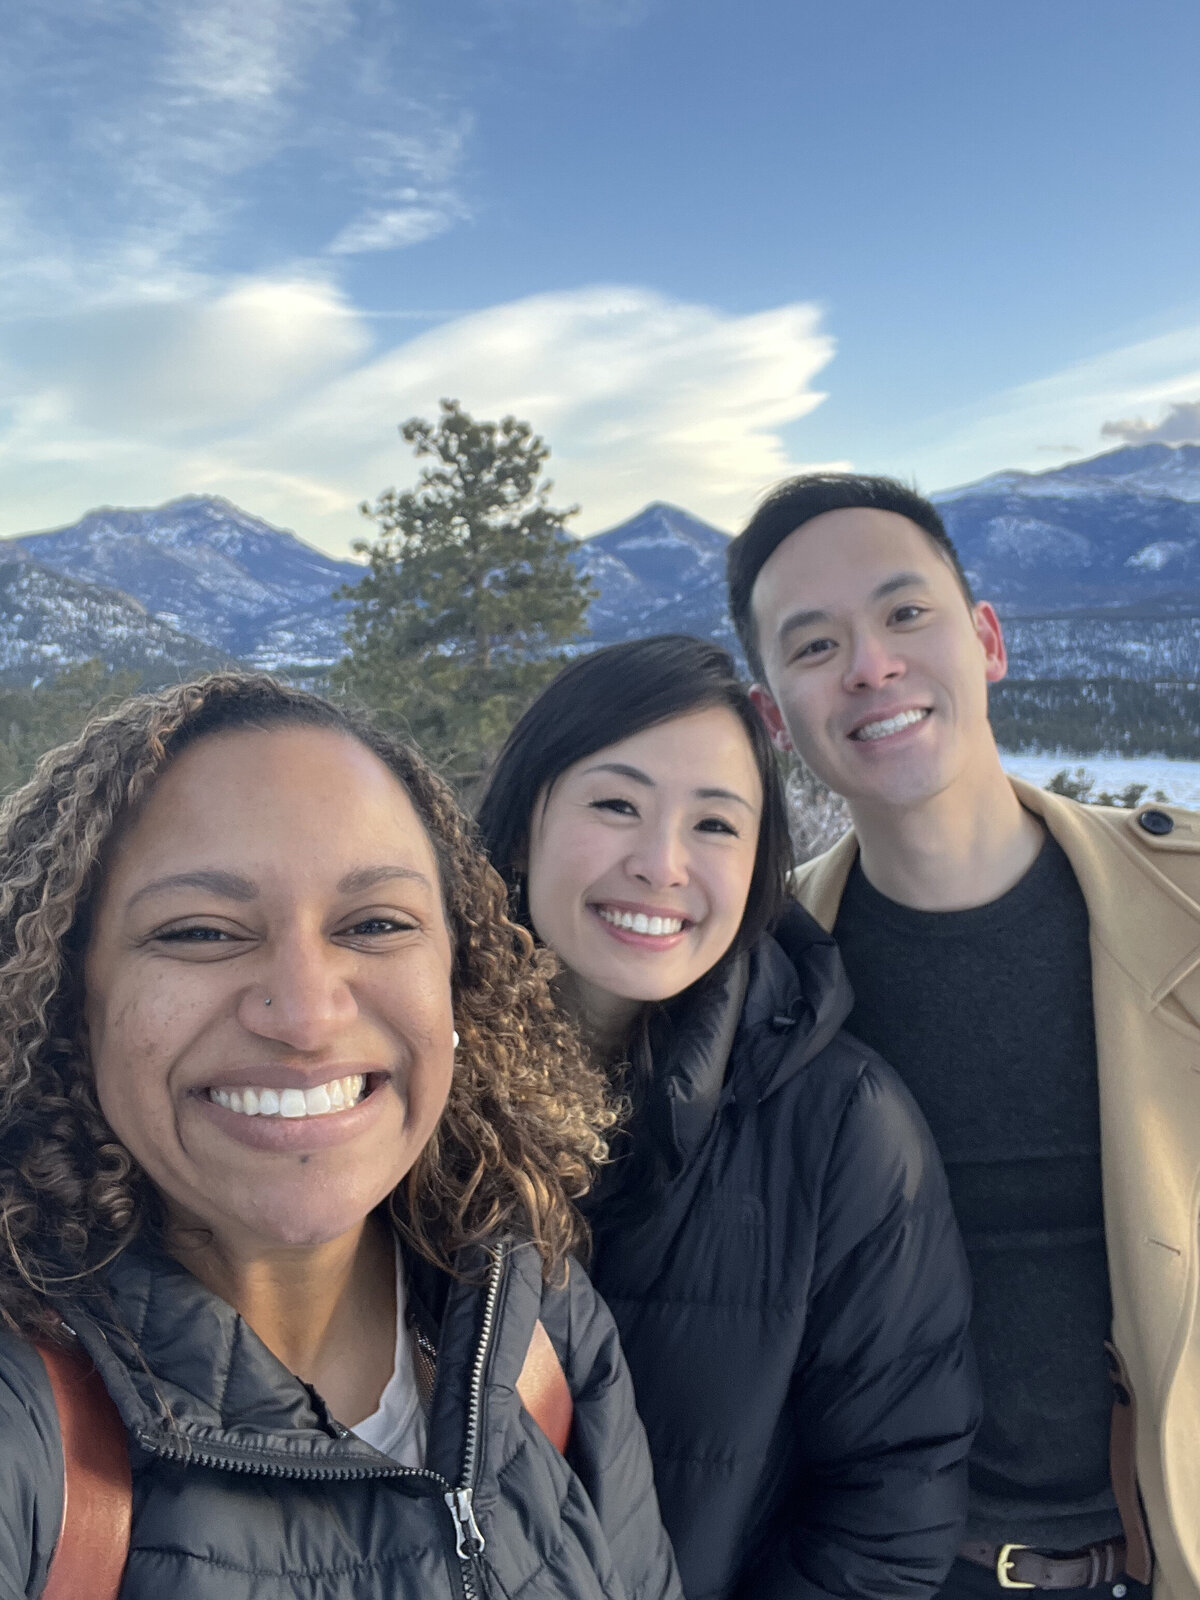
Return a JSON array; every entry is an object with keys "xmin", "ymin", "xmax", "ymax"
[
  {"xmin": 336, "ymin": 400, "xmax": 594, "ymax": 783},
  {"xmin": 0, "ymin": 660, "xmax": 142, "ymax": 794}
]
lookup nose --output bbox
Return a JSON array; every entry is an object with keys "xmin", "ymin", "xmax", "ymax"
[
  {"xmin": 625, "ymin": 819, "xmax": 689, "ymax": 890},
  {"xmin": 238, "ymin": 932, "xmax": 357, "ymax": 1052},
  {"xmin": 842, "ymin": 629, "xmax": 905, "ymax": 693}
]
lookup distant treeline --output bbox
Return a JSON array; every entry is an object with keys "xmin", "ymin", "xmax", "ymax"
[
  {"xmin": 2, "ymin": 666, "xmax": 1198, "ymax": 803},
  {"xmin": 990, "ymin": 678, "xmax": 1200, "ymax": 758},
  {"xmin": 0, "ymin": 662, "xmax": 142, "ymax": 794}
]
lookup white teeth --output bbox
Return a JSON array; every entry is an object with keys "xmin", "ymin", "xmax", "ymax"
[
  {"xmin": 597, "ymin": 907, "xmax": 685, "ymax": 935},
  {"xmin": 208, "ymin": 1074, "xmax": 367, "ymax": 1119},
  {"xmin": 851, "ymin": 708, "xmax": 929, "ymax": 742}
]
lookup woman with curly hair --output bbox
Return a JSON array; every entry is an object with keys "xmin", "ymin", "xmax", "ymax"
[{"xmin": 0, "ymin": 673, "xmax": 681, "ymax": 1600}]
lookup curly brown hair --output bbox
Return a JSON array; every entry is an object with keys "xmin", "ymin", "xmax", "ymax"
[{"xmin": 0, "ymin": 673, "xmax": 616, "ymax": 1338}]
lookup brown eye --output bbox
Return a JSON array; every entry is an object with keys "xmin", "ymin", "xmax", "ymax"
[
  {"xmin": 696, "ymin": 817, "xmax": 738, "ymax": 837},
  {"xmin": 590, "ymin": 797, "xmax": 638, "ymax": 816},
  {"xmin": 792, "ymin": 637, "xmax": 835, "ymax": 662},
  {"xmin": 343, "ymin": 917, "xmax": 416, "ymax": 936}
]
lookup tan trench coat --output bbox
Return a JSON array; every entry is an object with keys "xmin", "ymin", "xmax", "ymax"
[{"xmin": 791, "ymin": 778, "xmax": 1200, "ymax": 1599}]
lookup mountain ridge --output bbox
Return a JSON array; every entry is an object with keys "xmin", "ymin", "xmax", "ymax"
[
  {"xmin": 2, "ymin": 442, "xmax": 1200, "ymax": 688},
  {"xmin": 5, "ymin": 495, "xmax": 362, "ymax": 667}
]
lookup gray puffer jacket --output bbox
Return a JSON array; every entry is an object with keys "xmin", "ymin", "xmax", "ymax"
[{"xmin": 0, "ymin": 1236, "xmax": 681, "ymax": 1600}]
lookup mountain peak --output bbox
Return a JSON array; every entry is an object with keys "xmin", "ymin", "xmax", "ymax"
[
  {"xmin": 939, "ymin": 440, "xmax": 1200, "ymax": 504},
  {"xmin": 1057, "ymin": 441, "xmax": 1200, "ymax": 478},
  {"xmin": 586, "ymin": 501, "xmax": 730, "ymax": 548},
  {"xmin": 4, "ymin": 495, "xmax": 361, "ymax": 663}
]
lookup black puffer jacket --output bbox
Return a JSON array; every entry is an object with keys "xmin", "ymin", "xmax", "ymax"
[
  {"xmin": 585, "ymin": 903, "xmax": 979, "ymax": 1600},
  {"xmin": 0, "ymin": 1236, "xmax": 681, "ymax": 1600}
]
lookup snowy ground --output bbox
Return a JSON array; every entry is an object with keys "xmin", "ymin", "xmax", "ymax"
[{"xmin": 1000, "ymin": 750, "xmax": 1200, "ymax": 807}]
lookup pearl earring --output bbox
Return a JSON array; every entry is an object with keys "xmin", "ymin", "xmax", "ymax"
[{"xmin": 452, "ymin": 1030, "xmax": 460, "ymax": 1049}]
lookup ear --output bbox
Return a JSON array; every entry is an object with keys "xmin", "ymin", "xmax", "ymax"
[
  {"xmin": 973, "ymin": 601, "xmax": 1008, "ymax": 684},
  {"xmin": 749, "ymin": 682, "xmax": 794, "ymax": 754}
]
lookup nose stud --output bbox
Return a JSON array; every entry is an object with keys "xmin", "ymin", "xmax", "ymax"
[{"xmin": 263, "ymin": 996, "xmax": 272, "ymax": 1007}]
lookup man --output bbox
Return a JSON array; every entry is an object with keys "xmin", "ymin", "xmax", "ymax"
[{"xmin": 727, "ymin": 474, "xmax": 1200, "ymax": 1600}]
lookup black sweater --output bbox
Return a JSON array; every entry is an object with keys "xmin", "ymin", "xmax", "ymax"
[
  {"xmin": 834, "ymin": 841, "xmax": 1119, "ymax": 1548},
  {"xmin": 586, "ymin": 903, "xmax": 980, "ymax": 1600}
]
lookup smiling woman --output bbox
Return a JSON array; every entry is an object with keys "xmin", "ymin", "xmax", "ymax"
[
  {"xmin": 0, "ymin": 674, "xmax": 681, "ymax": 1600},
  {"xmin": 477, "ymin": 636, "xmax": 979, "ymax": 1600}
]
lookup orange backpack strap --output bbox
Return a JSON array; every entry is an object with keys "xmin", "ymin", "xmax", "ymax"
[
  {"xmin": 515, "ymin": 1319, "xmax": 573, "ymax": 1454},
  {"xmin": 34, "ymin": 1334, "xmax": 132, "ymax": 1600}
]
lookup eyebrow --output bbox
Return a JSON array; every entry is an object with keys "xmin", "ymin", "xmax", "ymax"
[
  {"xmin": 775, "ymin": 571, "xmax": 927, "ymax": 641},
  {"xmin": 335, "ymin": 864, "xmax": 434, "ymax": 894},
  {"xmin": 125, "ymin": 863, "xmax": 432, "ymax": 909},
  {"xmin": 125, "ymin": 869, "xmax": 257, "ymax": 909},
  {"xmin": 583, "ymin": 761, "xmax": 654, "ymax": 787},
  {"xmin": 581, "ymin": 763, "xmax": 756, "ymax": 811}
]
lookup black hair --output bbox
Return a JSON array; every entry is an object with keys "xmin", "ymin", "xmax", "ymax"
[
  {"xmin": 726, "ymin": 472, "xmax": 973, "ymax": 678},
  {"xmin": 476, "ymin": 634, "xmax": 792, "ymax": 961}
]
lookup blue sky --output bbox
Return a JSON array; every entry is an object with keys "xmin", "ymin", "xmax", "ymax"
[{"xmin": 2, "ymin": 0, "xmax": 1198, "ymax": 554}]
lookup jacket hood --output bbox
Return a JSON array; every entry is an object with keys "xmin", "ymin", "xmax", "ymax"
[{"xmin": 648, "ymin": 899, "xmax": 855, "ymax": 1164}]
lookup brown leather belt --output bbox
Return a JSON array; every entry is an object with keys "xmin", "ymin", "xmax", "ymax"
[{"xmin": 960, "ymin": 1538, "xmax": 1127, "ymax": 1591}]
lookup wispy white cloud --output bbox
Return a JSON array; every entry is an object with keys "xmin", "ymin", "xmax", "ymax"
[
  {"xmin": 0, "ymin": 281, "xmax": 836, "ymax": 547},
  {"xmin": 3, "ymin": 276, "xmax": 369, "ymax": 437},
  {"xmin": 0, "ymin": 1, "xmax": 471, "ymax": 312},
  {"xmin": 327, "ymin": 118, "xmax": 474, "ymax": 254},
  {"xmin": 328, "ymin": 192, "xmax": 468, "ymax": 255},
  {"xmin": 163, "ymin": 0, "xmax": 349, "ymax": 105},
  {"xmin": 900, "ymin": 320, "xmax": 1200, "ymax": 490},
  {"xmin": 232, "ymin": 285, "xmax": 838, "ymax": 538}
]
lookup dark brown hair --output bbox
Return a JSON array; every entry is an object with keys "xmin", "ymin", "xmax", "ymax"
[
  {"xmin": 727, "ymin": 472, "xmax": 973, "ymax": 677},
  {"xmin": 0, "ymin": 673, "xmax": 616, "ymax": 1338},
  {"xmin": 477, "ymin": 634, "xmax": 792, "ymax": 956}
]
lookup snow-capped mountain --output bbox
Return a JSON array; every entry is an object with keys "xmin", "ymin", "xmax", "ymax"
[
  {"xmin": 4, "ymin": 442, "xmax": 1200, "ymax": 692},
  {"xmin": 938, "ymin": 442, "xmax": 1200, "ymax": 505},
  {"xmin": 933, "ymin": 444, "xmax": 1200, "ymax": 613},
  {"xmin": 0, "ymin": 549, "xmax": 225, "ymax": 683},
  {"xmin": 574, "ymin": 502, "xmax": 737, "ymax": 648},
  {"xmin": 6, "ymin": 496, "xmax": 362, "ymax": 668}
]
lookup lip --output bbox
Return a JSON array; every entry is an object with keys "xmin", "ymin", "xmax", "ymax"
[
  {"xmin": 189, "ymin": 1074, "xmax": 391, "ymax": 1154},
  {"xmin": 588, "ymin": 903, "xmax": 691, "ymax": 951},
  {"xmin": 846, "ymin": 705, "xmax": 933, "ymax": 742}
]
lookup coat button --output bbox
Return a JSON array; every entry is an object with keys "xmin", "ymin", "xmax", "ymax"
[{"xmin": 1138, "ymin": 809, "xmax": 1174, "ymax": 836}]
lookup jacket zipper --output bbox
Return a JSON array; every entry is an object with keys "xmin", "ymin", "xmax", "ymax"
[
  {"xmin": 130, "ymin": 1244, "xmax": 509, "ymax": 1600},
  {"xmin": 443, "ymin": 1244, "xmax": 505, "ymax": 1600}
]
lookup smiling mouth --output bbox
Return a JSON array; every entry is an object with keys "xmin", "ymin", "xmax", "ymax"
[
  {"xmin": 849, "ymin": 708, "xmax": 931, "ymax": 742},
  {"xmin": 206, "ymin": 1073, "xmax": 369, "ymax": 1119},
  {"xmin": 595, "ymin": 907, "xmax": 687, "ymax": 936}
]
